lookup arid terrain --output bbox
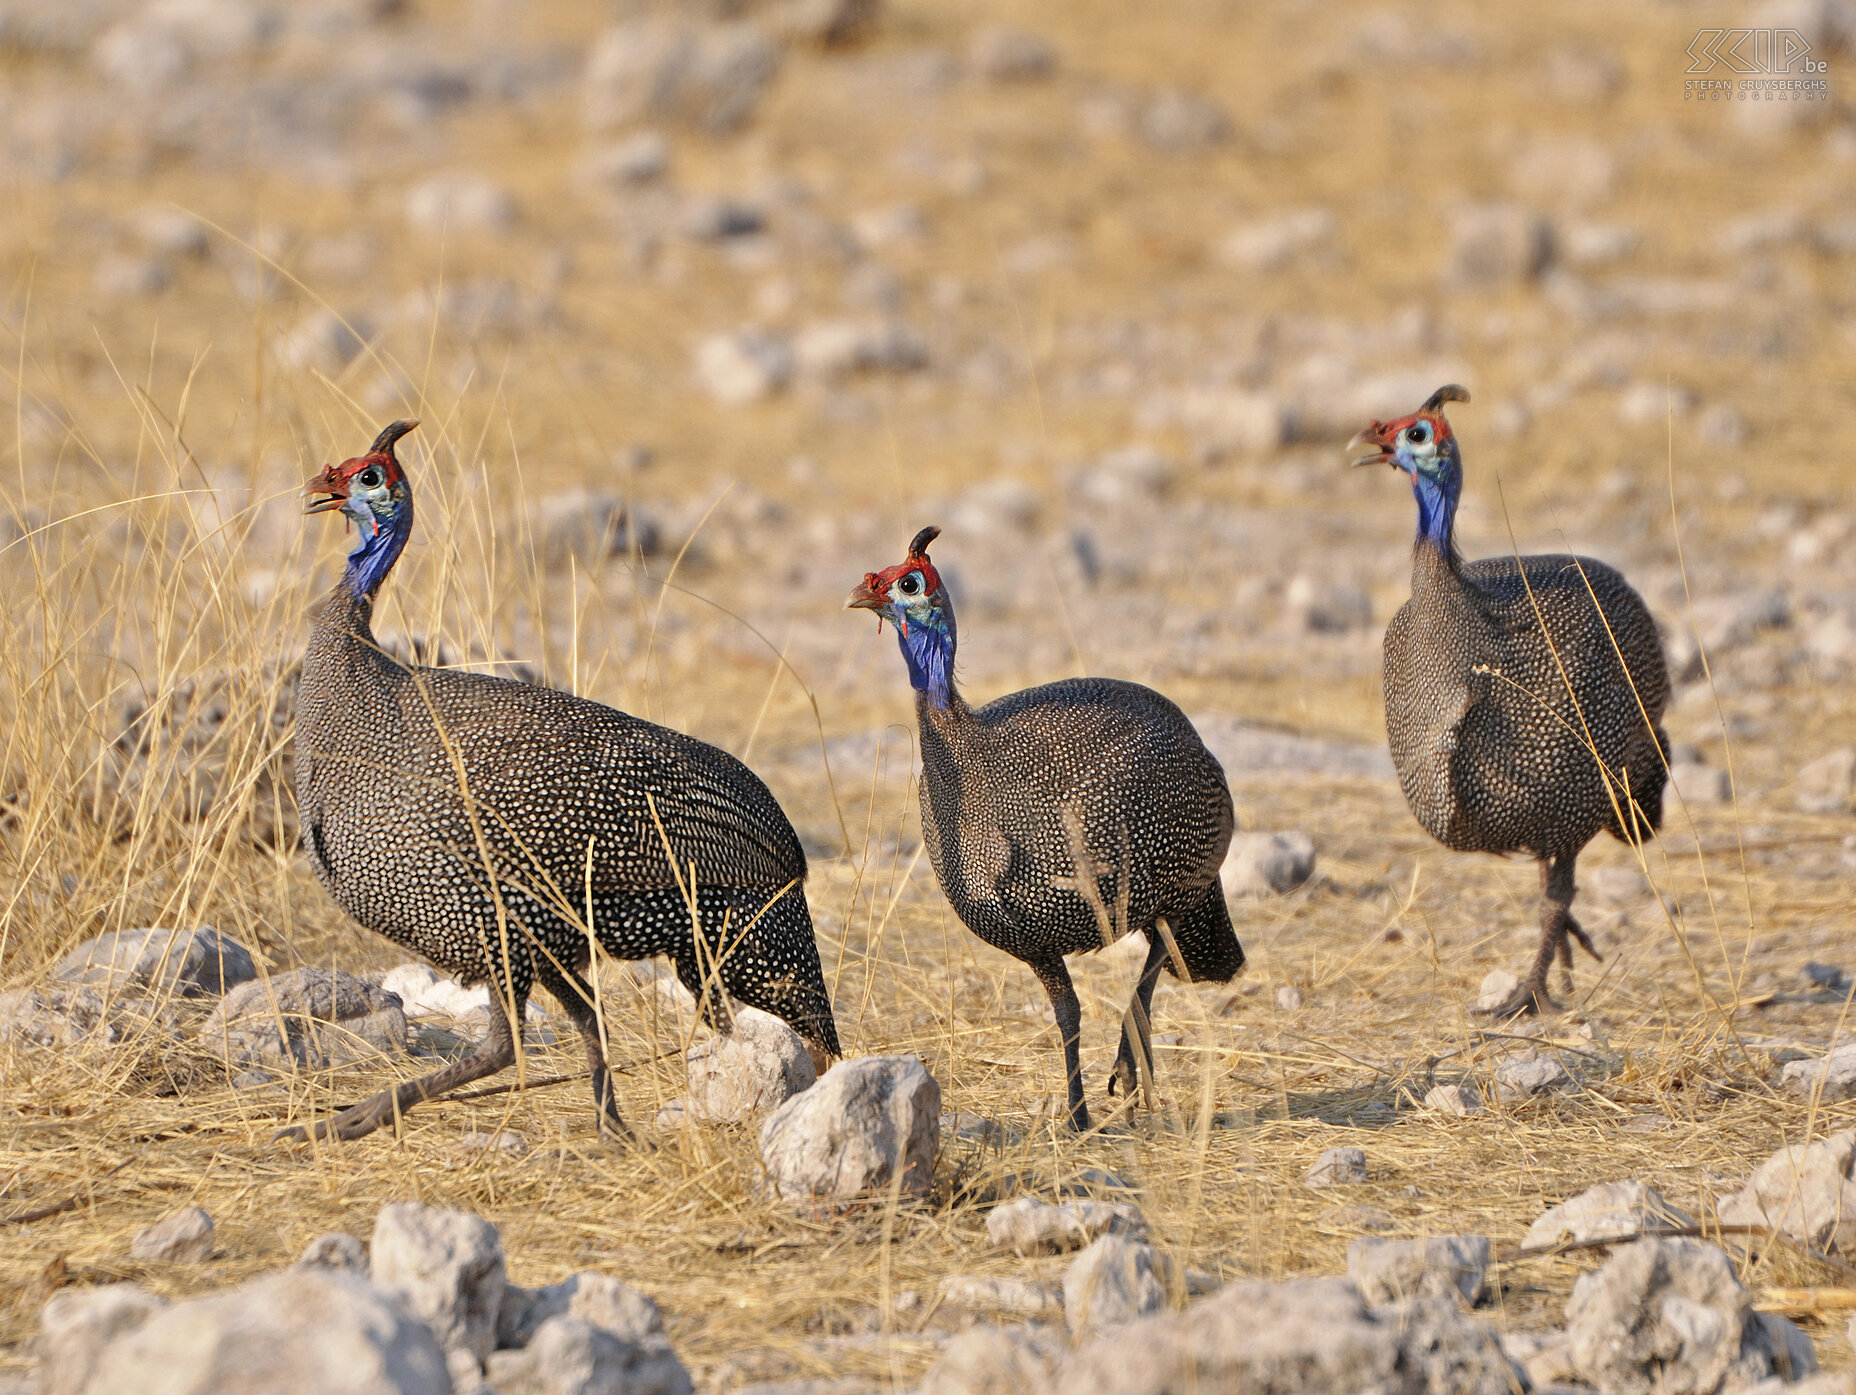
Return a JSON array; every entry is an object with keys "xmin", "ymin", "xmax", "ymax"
[{"xmin": 2, "ymin": 0, "xmax": 1855, "ymax": 1390}]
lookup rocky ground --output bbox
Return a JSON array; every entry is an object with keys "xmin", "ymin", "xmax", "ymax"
[{"xmin": 1, "ymin": 0, "xmax": 1855, "ymax": 1391}]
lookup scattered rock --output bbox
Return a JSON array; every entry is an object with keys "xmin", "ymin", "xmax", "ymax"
[
  {"xmin": 1782, "ymin": 1045, "xmax": 1856, "ymax": 1102},
  {"xmin": 1719, "ymin": 1129, "xmax": 1856, "ymax": 1253},
  {"xmin": 1285, "ymin": 576, "xmax": 1372, "ymax": 634},
  {"xmin": 1058, "ymin": 1275, "xmax": 1515, "ymax": 1395},
  {"xmin": 370, "ymin": 1201, "xmax": 506, "ymax": 1362},
  {"xmin": 791, "ymin": 319, "xmax": 929, "ymax": 378},
  {"xmin": 1797, "ymin": 748, "xmax": 1856, "ymax": 815},
  {"xmin": 1806, "ymin": 611, "xmax": 1856, "ymax": 668},
  {"xmin": 1222, "ymin": 831, "xmax": 1316, "ymax": 897},
  {"xmin": 1069, "ymin": 445, "xmax": 1179, "ymax": 505},
  {"xmin": 484, "ymin": 1314, "xmax": 692, "ymax": 1395},
  {"xmin": 93, "ymin": 253, "xmax": 170, "ymax": 298},
  {"xmin": 1275, "ymin": 985, "xmax": 1304, "ymax": 1012},
  {"xmin": 969, "ymin": 27, "xmax": 1056, "ymax": 82},
  {"xmin": 379, "ymin": 963, "xmax": 549, "ymax": 1025},
  {"xmin": 757, "ymin": 1055, "xmax": 940, "ymax": 1201},
  {"xmin": 50, "ymin": 1268, "xmax": 450, "ymax": 1395},
  {"xmin": 938, "ymin": 1274, "xmax": 1063, "ymax": 1319},
  {"xmin": 585, "ymin": 19, "xmax": 780, "ymax": 134},
  {"xmin": 1697, "ymin": 403, "xmax": 1750, "ymax": 449},
  {"xmin": 130, "ymin": 1205, "xmax": 215, "ymax": 1264},
  {"xmin": 1586, "ymin": 864, "xmax": 1649, "ymax": 904},
  {"xmin": 1475, "ymin": 970, "xmax": 1521, "ymax": 1012},
  {"xmin": 1564, "ymin": 1237, "xmax": 1806, "ymax": 1395},
  {"xmin": 534, "ymin": 491, "xmax": 662, "ymax": 566},
  {"xmin": 37, "ymin": 1283, "xmax": 169, "ymax": 1395},
  {"xmin": 695, "ymin": 329, "xmax": 794, "ymax": 405},
  {"xmin": 0, "ymin": 983, "xmax": 172, "ymax": 1050},
  {"xmin": 231, "ymin": 1068, "xmax": 277, "ymax": 1090},
  {"xmin": 1317, "ymin": 1204, "xmax": 1395, "ymax": 1232},
  {"xmin": 1063, "ymin": 1234, "xmax": 1170, "ymax": 1334},
  {"xmin": 765, "ymin": 0, "xmax": 879, "ymax": 45},
  {"xmin": 1137, "ymin": 89, "xmax": 1232, "ymax": 150},
  {"xmin": 199, "ymin": 968, "xmax": 407, "ymax": 1071},
  {"xmin": 1447, "ymin": 204, "xmax": 1554, "ymax": 285},
  {"xmin": 1422, "ymin": 1083, "xmax": 1482, "ymax": 1116},
  {"xmin": 51, "ymin": 931, "xmax": 256, "ymax": 994},
  {"xmin": 1799, "ymin": 962, "xmax": 1853, "ymax": 995},
  {"xmin": 1495, "ymin": 1052, "xmax": 1574, "ymax": 1099},
  {"xmin": 984, "ymin": 1197, "xmax": 1146, "ymax": 1257},
  {"xmin": 297, "ymin": 1232, "xmax": 368, "ymax": 1274},
  {"xmin": 1346, "ymin": 1235, "xmax": 1490, "ymax": 1305},
  {"xmin": 917, "ymin": 1324, "xmax": 1061, "ymax": 1395},
  {"xmin": 685, "ymin": 1009, "xmax": 817, "ymax": 1124},
  {"xmin": 272, "ymin": 310, "xmax": 375, "ymax": 374},
  {"xmin": 1520, "ymin": 1180, "xmax": 1696, "ymax": 1252},
  {"xmin": 1305, "ymin": 1146, "xmax": 1367, "ymax": 1188},
  {"xmin": 1671, "ymin": 759, "xmax": 1732, "ymax": 806},
  {"xmin": 404, "ymin": 174, "xmax": 517, "ymax": 235},
  {"xmin": 583, "ymin": 132, "xmax": 670, "ymax": 188},
  {"xmin": 497, "ymin": 1273, "xmax": 668, "ymax": 1350},
  {"xmin": 445, "ymin": 1131, "xmax": 529, "ymax": 1168},
  {"xmin": 1218, "ymin": 208, "xmax": 1335, "ymax": 271}
]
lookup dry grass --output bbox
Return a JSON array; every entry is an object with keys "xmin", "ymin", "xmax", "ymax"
[{"xmin": 3, "ymin": 0, "xmax": 1856, "ymax": 1387}]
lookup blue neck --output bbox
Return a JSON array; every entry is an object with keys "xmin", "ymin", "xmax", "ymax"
[
  {"xmin": 341, "ymin": 500, "xmax": 412, "ymax": 599},
  {"xmin": 1411, "ymin": 465, "xmax": 1459, "ymax": 559},
  {"xmin": 898, "ymin": 614, "xmax": 956, "ymax": 710}
]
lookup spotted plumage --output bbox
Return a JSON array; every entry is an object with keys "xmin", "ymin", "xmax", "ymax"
[
  {"xmin": 849, "ymin": 527, "xmax": 1242, "ymax": 1129},
  {"xmin": 1354, "ymin": 386, "xmax": 1670, "ymax": 1015},
  {"xmin": 286, "ymin": 420, "xmax": 839, "ymax": 1143}
]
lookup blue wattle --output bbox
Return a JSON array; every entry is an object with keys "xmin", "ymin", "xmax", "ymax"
[
  {"xmin": 1410, "ymin": 460, "xmax": 1459, "ymax": 555},
  {"xmin": 342, "ymin": 498, "xmax": 412, "ymax": 599},
  {"xmin": 897, "ymin": 614, "xmax": 955, "ymax": 709}
]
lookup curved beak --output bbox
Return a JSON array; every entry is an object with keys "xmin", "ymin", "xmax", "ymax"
[
  {"xmin": 304, "ymin": 465, "xmax": 347, "ymax": 515},
  {"xmin": 845, "ymin": 576, "xmax": 887, "ymax": 612},
  {"xmin": 1347, "ymin": 423, "xmax": 1396, "ymax": 470}
]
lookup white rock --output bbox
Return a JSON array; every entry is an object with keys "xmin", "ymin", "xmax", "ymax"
[
  {"xmin": 969, "ymin": 27, "xmax": 1056, "ymax": 82},
  {"xmin": 52, "ymin": 926, "xmax": 255, "ymax": 998},
  {"xmin": 1422, "ymin": 1083, "xmax": 1482, "ymax": 1116},
  {"xmin": 1671, "ymin": 760, "xmax": 1732, "ymax": 806},
  {"xmin": 1305, "ymin": 1146, "xmax": 1367, "ymax": 1188},
  {"xmin": 497, "ymin": 1272, "xmax": 668, "ymax": 1350},
  {"xmin": 1285, "ymin": 575, "xmax": 1372, "ymax": 634},
  {"xmin": 685, "ymin": 1008, "xmax": 816, "ymax": 1123},
  {"xmin": 1275, "ymin": 985, "xmax": 1304, "ymax": 1012},
  {"xmin": 93, "ymin": 253, "xmax": 171, "ymax": 298},
  {"xmin": 695, "ymin": 330, "xmax": 794, "ymax": 405},
  {"xmin": 57, "ymin": 1268, "xmax": 450, "ymax": 1395},
  {"xmin": 1447, "ymin": 204, "xmax": 1553, "ymax": 285},
  {"xmin": 1070, "ymin": 446, "xmax": 1180, "ymax": 505},
  {"xmin": 37, "ymin": 1283, "xmax": 169, "ymax": 1395},
  {"xmin": 585, "ymin": 18, "xmax": 779, "ymax": 134},
  {"xmin": 1218, "ymin": 208, "xmax": 1335, "ymax": 272},
  {"xmin": 1719, "ymin": 1128, "xmax": 1856, "ymax": 1253},
  {"xmin": 1063, "ymin": 1234, "xmax": 1169, "ymax": 1334},
  {"xmin": 757, "ymin": 1055, "xmax": 940, "ymax": 1201},
  {"xmin": 296, "ymin": 1233, "xmax": 368, "ymax": 1274},
  {"xmin": 1521, "ymin": 1180, "xmax": 1697, "ymax": 1252},
  {"xmin": 1696, "ymin": 403, "xmax": 1750, "ymax": 449},
  {"xmin": 1782, "ymin": 1045, "xmax": 1856, "ymax": 1102},
  {"xmin": 404, "ymin": 174, "xmax": 517, "ymax": 235},
  {"xmin": 1807, "ymin": 611, "xmax": 1856, "ymax": 667},
  {"xmin": 984, "ymin": 1196, "xmax": 1146, "ymax": 1257},
  {"xmin": 1475, "ymin": 970, "xmax": 1521, "ymax": 1012},
  {"xmin": 130, "ymin": 1206, "xmax": 214, "ymax": 1263},
  {"xmin": 272, "ymin": 310, "xmax": 375, "ymax": 374},
  {"xmin": 381, "ymin": 964, "xmax": 548, "ymax": 1025},
  {"xmin": 199, "ymin": 968, "xmax": 406, "ymax": 1070},
  {"xmin": 582, "ymin": 131, "xmax": 669, "ymax": 188},
  {"xmin": 130, "ymin": 205, "xmax": 210, "ymax": 259},
  {"xmin": 370, "ymin": 1202, "xmax": 506, "ymax": 1361},
  {"xmin": 791, "ymin": 319, "xmax": 928, "ymax": 378},
  {"xmin": 1586, "ymin": 865, "xmax": 1650, "ymax": 904},
  {"xmin": 484, "ymin": 1314, "xmax": 691, "ymax": 1395},
  {"xmin": 0, "ymin": 984, "xmax": 171, "ymax": 1050},
  {"xmin": 1494, "ymin": 1053, "xmax": 1574, "ymax": 1099},
  {"xmin": 1137, "ymin": 89, "xmax": 1231, "ymax": 150},
  {"xmin": 917, "ymin": 1324, "xmax": 1062, "ymax": 1395},
  {"xmin": 1797, "ymin": 748, "xmax": 1856, "ymax": 815},
  {"xmin": 1620, "ymin": 381, "xmax": 1696, "ymax": 424},
  {"xmin": 938, "ymin": 1274, "xmax": 1064, "ymax": 1319},
  {"xmin": 445, "ymin": 1131, "xmax": 529, "ymax": 1169},
  {"xmin": 1346, "ymin": 1235, "xmax": 1490, "ymax": 1305},
  {"xmin": 1222, "ymin": 832, "xmax": 1316, "ymax": 897}
]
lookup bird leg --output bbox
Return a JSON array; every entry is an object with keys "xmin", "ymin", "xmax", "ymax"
[
  {"xmin": 1485, "ymin": 854, "xmax": 1594, "ymax": 1017},
  {"xmin": 1109, "ymin": 930, "xmax": 1168, "ymax": 1106},
  {"xmin": 1031, "ymin": 957, "xmax": 1089, "ymax": 1131},
  {"xmin": 274, "ymin": 1001, "xmax": 518, "ymax": 1145},
  {"xmin": 533, "ymin": 960, "xmax": 633, "ymax": 1145}
]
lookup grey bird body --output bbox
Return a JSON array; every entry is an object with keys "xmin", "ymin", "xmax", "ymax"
[
  {"xmin": 850, "ymin": 529, "xmax": 1242, "ymax": 1128},
  {"xmin": 286, "ymin": 422, "xmax": 837, "ymax": 1144}
]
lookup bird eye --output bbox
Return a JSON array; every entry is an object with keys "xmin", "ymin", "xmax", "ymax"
[
  {"xmin": 359, "ymin": 466, "xmax": 384, "ymax": 488},
  {"xmin": 1405, "ymin": 423, "xmax": 1432, "ymax": 445},
  {"xmin": 897, "ymin": 573, "xmax": 922, "ymax": 597}
]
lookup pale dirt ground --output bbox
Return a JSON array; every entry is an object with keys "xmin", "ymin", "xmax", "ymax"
[{"xmin": 1, "ymin": 0, "xmax": 1855, "ymax": 1388}]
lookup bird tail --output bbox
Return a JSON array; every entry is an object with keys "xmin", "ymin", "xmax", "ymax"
[
  {"xmin": 1606, "ymin": 723, "xmax": 1669, "ymax": 845},
  {"xmin": 1156, "ymin": 882, "xmax": 1246, "ymax": 983}
]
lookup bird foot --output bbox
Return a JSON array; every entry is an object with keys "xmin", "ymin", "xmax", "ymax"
[
  {"xmin": 272, "ymin": 1091, "xmax": 403, "ymax": 1147},
  {"xmin": 1479, "ymin": 979, "xmax": 1556, "ymax": 1018}
]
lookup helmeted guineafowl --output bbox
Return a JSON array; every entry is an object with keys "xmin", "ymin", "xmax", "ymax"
[
  {"xmin": 847, "ymin": 527, "xmax": 1243, "ymax": 1129},
  {"xmin": 1351, "ymin": 386, "xmax": 1670, "ymax": 1016},
  {"xmin": 287, "ymin": 419, "xmax": 839, "ymax": 1143}
]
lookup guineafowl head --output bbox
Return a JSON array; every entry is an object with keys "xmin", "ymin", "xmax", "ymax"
[
  {"xmin": 1349, "ymin": 385, "xmax": 1469, "ymax": 553},
  {"xmin": 305, "ymin": 419, "xmax": 419, "ymax": 597},
  {"xmin": 846, "ymin": 525, "xmax": 958, "ymax": 707}
]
